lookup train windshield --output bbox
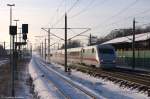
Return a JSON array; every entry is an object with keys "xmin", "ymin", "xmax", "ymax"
[{"xmin": 99, "ymin": 48, "xmax": 114, "ymax": 54}]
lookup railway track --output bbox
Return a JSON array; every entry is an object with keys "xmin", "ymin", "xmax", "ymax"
[
  {"xmin": 106, "ymin": 69, "xmax": 150, "ymax": 85},
  {"xmin": 35, "ymin": 58, "xmax": 102, "ymax": 99},
  {"xmin": 45, "ymin": 77, "xmax": 70, "ymax": 99},
  {"xmin": 33, "ymin": 58, "xmax": 69, "ymax": 99},
  {"xmin": 69, "ymin": 64, "xmax": 150, "ymax": 96}
]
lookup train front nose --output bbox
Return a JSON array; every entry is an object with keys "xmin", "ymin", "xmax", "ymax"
[{"xmin": 99, "ymin": 55, "xmax": 116, "ymax": 68}]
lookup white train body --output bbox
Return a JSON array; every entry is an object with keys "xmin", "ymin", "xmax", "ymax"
[{"xmin": 51, "ymin": 44, "xmax": 116, "ymax": 69}]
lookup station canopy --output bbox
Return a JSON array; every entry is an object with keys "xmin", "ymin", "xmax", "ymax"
[{"xmin": 103, "ymin": 32, "xmax": 150, "ymax": 44}]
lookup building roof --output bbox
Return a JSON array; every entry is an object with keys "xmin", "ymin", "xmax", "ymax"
[{"xmin": 102, "ymin": 32, "xmax": 150, "ymax": 44}]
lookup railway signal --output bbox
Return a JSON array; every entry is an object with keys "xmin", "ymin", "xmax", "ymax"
[
  {"xmin": 22, "ymin": 24, "xmax": 28, "ymax": 41},
  {"xmin": 22, "ymin": 24, "xmax": 28, "ymax": 34},
  {"xmin": 9, "ymin": 26, "xmax": 17, "ymax": 35}
]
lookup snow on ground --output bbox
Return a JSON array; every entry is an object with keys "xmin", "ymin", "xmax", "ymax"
[
  {"xmin": 29, "ymin": 58, "xmax": 62, "ymax": 99},
  {"xmin": 14, "ymin": 59, "xmax": 33, "ymax": 99},
  {"xmin": 15, "ymin": 72, "xmax": 33, "ymax": 99},
  {"xmin": 30, "ymin": 55, "xmax": 149, "ymax": 99},
  {"xmin": 33, "ymin": 56, "xmax": 104, "ymax": 99},
  {"xmin": 50, "ymin": 63, "xmax": 149, "ymax": 99}
]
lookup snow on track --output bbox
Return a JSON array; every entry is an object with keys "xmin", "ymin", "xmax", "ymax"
[
  {"xmin": 29, "ymin": 58, "xmax": 65, "ymax": 99},
  {"xmin": 34, "ymin": 56, "xmax": 105, "ymax": 99},
  {"xmin": 50, "ymin": 63, "xmax": 149, "ymax": 99},
  {"xmin": 30, "ymin": 55, "xmax": 149, "ymax": 99}
]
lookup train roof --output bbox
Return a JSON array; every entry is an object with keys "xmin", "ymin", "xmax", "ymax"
[
  {"xmin": 102, "ymin": 32, "xmax": 150, "ymax": 44},
  {"xmin": 53, "ymin": 44, "xmax": 114, "ymax": 53}
]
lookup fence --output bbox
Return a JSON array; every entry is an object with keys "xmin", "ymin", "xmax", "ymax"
[{"xmin": 116, "ymin": 50, "xmax": 150, "ymax": 70}]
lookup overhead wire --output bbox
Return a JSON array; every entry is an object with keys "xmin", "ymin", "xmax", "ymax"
[
  {"xmin": 67, "ymin": 0, "xmax": 80, "ymax": 13},
  {"xmin": 92, "ymin": 0, "xmax": 140, "ymax": 30},
  {"xmin": 96, "ymin": 7, "xmax": 150, "ymax": 33},
  {"xmin": 45, "ymin": 0, "xmax": 65, "ymax": 27},
  {"xmin": 68, "ymin": 0, "xmax": 94, "ymax": 18},
  {"xmin": 69, "ymin": 0, "xmax": 107, "ymax": 18},
  {"xmin": 52, "ymin": 0, "xmax": 80, "ymax": 27}
]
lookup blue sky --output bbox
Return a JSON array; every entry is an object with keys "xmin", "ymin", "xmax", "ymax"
[{"xmin": 0, "ymin": 0, "xmax": 150, "ymax": 48}]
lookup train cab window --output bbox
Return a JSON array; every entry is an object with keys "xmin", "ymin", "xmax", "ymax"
[
  {"xmin": 92, "ymin": 48, "xmax": 94, "ymax": 53},
  {"xmin": 99, "ymin": 48, "xmax": 114, "ymax": 54}
]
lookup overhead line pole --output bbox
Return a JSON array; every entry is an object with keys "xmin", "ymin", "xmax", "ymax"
[
  {"xmin": 89, "ymin": 34, "xmax": 91, "ymax": 46},
  {"xmin": 48, "ymin": 29, "xmax": 51, "ymax": 63},
  {"xmin": 45, "ymin": 38, "xmax": 47, "ymax": 61},
  {"xmin": 41, "ymin": 28, "xmax": 51, "ymax": 63},
  {"xmin": 42, "ymin": 16, "xmax": 90, "ymax": 73},
  {"xmin": 65, "ymin": 13, "xmax": 67, "ymax": 72},
  {"xmin": 42, "ymin": 27, "xmax": 90, "ymax": 72},
  {"xmin": 4, "ymin": 41, "xmax": 5, "ymax": 50},
  {"xmin": 42, "ymin": 42, "xmax": 43, "ymax": 58},
  {"xmin": 132, "ymin": 18, "xmax": 136, "ymax": 69}
]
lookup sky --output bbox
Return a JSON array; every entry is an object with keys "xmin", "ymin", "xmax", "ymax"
[{"xmin": 0, "ymin": 0, "xmax": 150, "ymax": 49}]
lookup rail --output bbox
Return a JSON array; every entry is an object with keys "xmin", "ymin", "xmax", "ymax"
[
  {"xmin": 39, "ymin": 61, "xmax": 98, "ymax": 99},
  {"xmin": 69, "ymin": 64, "xmax": 150, "ymax": 96}
]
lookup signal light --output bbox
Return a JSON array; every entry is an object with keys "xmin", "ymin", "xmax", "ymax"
[
  {"xmin": 9, "ymin": 26, "xmax": 17, "ymax": 35},
  {"xmin": 22, "ymin": 24, "xmax": 28, "ymax": 34}
]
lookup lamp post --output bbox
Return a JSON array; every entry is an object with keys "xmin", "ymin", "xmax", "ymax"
[
  {"xmin": 7, "ymin": 4, "xmax": 15, "ymax": 25},
  {"xmin": 7, "ymin": 3, "xmax": 15, "ymax": 97}
]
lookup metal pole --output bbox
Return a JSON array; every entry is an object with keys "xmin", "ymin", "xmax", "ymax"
[
  {"xmin": 89, "ymin": 34, "xmax": 91, "ymax": 46},
  {"xmin": 12, "ymin": 34, "xmax": 15, "ymax": 89},
  {"xmin": 65, "ymin": 13, "xmax": 68, "ymax": 72},
  {"xmin": 14, "ymin": 20, "xmax": 19, "ymax": 43},
  {"xmin": 132, "ymin": 18, "xmax": 135, "ymax": 69},
  {"xmin": 4, "ymin": 41, "xmax": 5, "ymax": 50},
  {"xmin": 30, "ymin": 44, "xmax": 32, "ymax": 56},
  {"xmin": 40, "ymin": 44, "xmax": 42, "ymax": 56},
  {"xmin": 48, "ymin": 29, "xmax": 51, "ymax": 63},
  {"xmin": 13, "ymin": 20, "xmax": 19, "ymax": 82},
  {"xmin": 42, "ymin": 42, "xmax": 43, "ymax": 58},
  {"xmin": 45, "ymin": 38, "xmax": 46, "ymax": 61},
  {"xmin": 58, "ymin": 43, "xmax": 59, "ymax": 50},
  {"xmin": 7, "ymin": 4, "xmax": 15, "ymax": 97},
  {"xmin": 18, "ymin": 28, "xmax": 22, "ymax": 60},
  {"xmin": 19, "ymin": 28, "xmax": 22, "ymax": 43}
]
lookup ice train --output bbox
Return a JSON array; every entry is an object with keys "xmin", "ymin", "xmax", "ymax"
[{"xmin": 51, "ymin": 44, "xmax": 116, "ymax": 69}]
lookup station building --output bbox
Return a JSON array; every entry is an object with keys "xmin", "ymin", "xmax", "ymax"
[{"xmin": 102, "ymin": 32, "xmax": 150, "ymax": 70}]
